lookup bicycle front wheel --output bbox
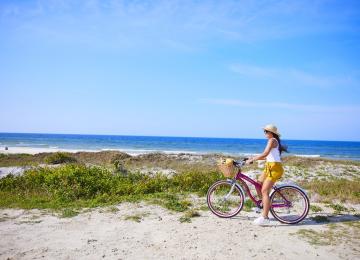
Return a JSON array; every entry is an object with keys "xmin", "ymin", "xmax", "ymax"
[
  {"xmin": 207, "ymin": 180, "xmax": 245, "ymax": 218},
  {"xmin": 270, "ymin": 185, "xmax": 310, "ymax": 224}
]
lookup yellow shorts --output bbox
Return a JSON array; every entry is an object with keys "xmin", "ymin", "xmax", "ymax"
[{"xmin": 264, "ymin": 162, "xmax": 284, "ymax": 183}]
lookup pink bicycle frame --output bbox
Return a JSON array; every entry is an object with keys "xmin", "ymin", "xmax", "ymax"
[{"xmin": 235, "ymin": 170, "xmax": 291, "ymax": 208}]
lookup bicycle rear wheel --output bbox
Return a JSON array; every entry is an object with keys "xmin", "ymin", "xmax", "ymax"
[
  {"xmin": 207, "ymin": 180, "xmax": 245, "ymax": 218},
  {"xmin": 270, "ymin": 185, "xmax": 309, "ymax": 224}
]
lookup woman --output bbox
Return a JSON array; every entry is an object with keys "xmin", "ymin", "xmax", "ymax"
[{"xmin": 246, "ymin": 124, "xmax": 287, "ymax": 226}]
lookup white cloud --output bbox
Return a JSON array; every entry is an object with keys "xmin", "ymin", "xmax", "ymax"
[{"xmin": 229, "ymin": 63, "xmax": 357, "ymax": 88}]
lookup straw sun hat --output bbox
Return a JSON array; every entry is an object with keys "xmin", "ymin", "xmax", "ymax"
[{"xmin": 262, "ymin": 124, "xmax": 281, "ymax": 137}]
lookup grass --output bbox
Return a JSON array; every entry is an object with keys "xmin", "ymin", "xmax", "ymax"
[
  {"xmin": 310, "ymin": 205, "xmax": 323, "ymax": 213},
  {"xmin": 282, "ymin": 157, "xmax": 321, "ymax": 168},
  {"xmin": 243, "ymin": 199, "xmax": 256, "ymax": 212},
  {"xmin": 179, "ymin": 209, "xmax": 201, "ymax": 223},
  {"xmin": 0, "ymin": 151, "xmax": 132, "ymax": 167},
  {"xmin": 124, "ymin": 215, "xmax": 142, "ymax": 222},
  {"xmin": 198, "ymin": 205, "xmax": 209, "ymax": 211},
  {"xmin": 148, "ymin": 193, "xmax": 192, "ymax": 212},
  {"xmin": 294, "ymin": 221, "xmax": 360, "ymax": 247},
  {"xmin": 0, "ymin": 164, "xmax": 222, "ymax": 213},
  {"xmin": 327, "ymin": 203, "xmax": 349, "ymax": 214},
  {"xmin": 294, "ymin": 229, "xmax": 334, "ymax": 246},
  {"xmin": 283, "ymin": 156, "xmax": 360, "ymax": 167},
  {"xmin": 300, "ymin": 178, "xmax": 360, "ymax": 203},
  {"xmin": 45, "ymin": 152, "xmax": 77, "ymax": 164},
  {"xmin": 1, "ymin": 154, "xmax": 359, "ymax": 220},
  {"xmin": 61, "ymin": 208, "xmax": 79, "ymax": 218},
  {"xmin": 106, "ymin": 206, "xmax": 120, "ymax": 213},
  {"xmin": 0, "ymin": 153, "xmax": 45, "ymax": 167},
  {"xmin": 124, "ymin": 212, "xmax": 149, "ymax": 222}
]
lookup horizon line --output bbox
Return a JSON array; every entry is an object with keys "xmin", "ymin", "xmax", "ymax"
[{"xmin": 0, "ymin": 131, "xmax": 359, "ymax": 143}]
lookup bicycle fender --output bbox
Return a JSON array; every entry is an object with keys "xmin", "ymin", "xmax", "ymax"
[{"xmin": 270, "ymin": 183, "xmax": 308, "ymax": 197}]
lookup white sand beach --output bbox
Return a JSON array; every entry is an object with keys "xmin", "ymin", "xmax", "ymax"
[
  {"xmin": 1, "ymin": 150, "xmax": 359, "ymax": 259},
  {"xmin": 0, "ymin": 147, "xmax": 95, "ymax": 155},
  {"xmin": 1, "ymin": 202, "xmax": 359, "ymax": 260},
  {"xmin": 0, "ymin": 203, "xmax": 360, "ymax": 260}
]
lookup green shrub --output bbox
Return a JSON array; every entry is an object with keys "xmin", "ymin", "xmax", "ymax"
[
  {"xmin": 133, "ymin": 174, "xmax": 169, "ymax": 194},
  {"xmin": 110, "ymin": 153, "xmax": 131, "ymax": 173},
  {"xmin": 170, "ymin": 170, "xmax": 222, "ymax": 195},
  {"xmin": 0, "ymin": 164, "xmax": 222, "ymax": 211},
  {"xmin": 0, "ymin": 164, "xmax": 113, "ymax": 204},
  {"xmin": 45, "ymin": 152, "xmax": 77, "ymax": 164}
]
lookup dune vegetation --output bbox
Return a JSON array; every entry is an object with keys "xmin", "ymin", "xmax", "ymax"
[
  {"xmin": 0, "ymin": 151, "xmax": 359, "ymax": 215},
  {"xmin": 0, "ymin": 163, "xmax": 221, "ymax": 212}
]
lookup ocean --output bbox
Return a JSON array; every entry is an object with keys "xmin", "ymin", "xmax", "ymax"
[{"xmin": 1, "ymin": 133, "xmax": 360, "ymax": 161}]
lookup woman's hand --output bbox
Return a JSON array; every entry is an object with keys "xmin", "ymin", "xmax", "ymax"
[{"xmin": 246, "ymin": 158, "xmax": 254, "ymax": 165}]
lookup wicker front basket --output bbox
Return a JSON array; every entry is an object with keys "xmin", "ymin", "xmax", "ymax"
[{"xmin": 218, "ymin": 160, "xmax": 238, "ymax": 178}]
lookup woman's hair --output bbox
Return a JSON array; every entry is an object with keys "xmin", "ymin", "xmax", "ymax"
[{"xmin": 272, "ymin": 133, "xmax": 288, "ymax": 155}]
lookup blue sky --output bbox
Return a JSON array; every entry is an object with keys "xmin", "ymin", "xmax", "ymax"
[{"xmin": 0, "ymin": 0, "xmax": 360, "ymax": 141}]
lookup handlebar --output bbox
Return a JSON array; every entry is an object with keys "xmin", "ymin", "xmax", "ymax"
[{"xmin": 233, "ymin": 157, "xmax": 252, "ymax": 167}]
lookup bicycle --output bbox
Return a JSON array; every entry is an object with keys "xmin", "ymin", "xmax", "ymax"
[{"xmin": 207, "ymin": 158, "xmax": 310, "ymax": 224}]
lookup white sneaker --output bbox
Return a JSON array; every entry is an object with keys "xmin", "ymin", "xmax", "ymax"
[
  {"xmin": 252, "ymin": 207, "xmax": 261, "ymax": 213},
  {"xmin": 253, "ymin": 216, "xmax": 271, "ymax": 226}
]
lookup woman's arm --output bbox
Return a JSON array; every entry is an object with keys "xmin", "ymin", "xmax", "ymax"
[{"xmin": 247, "ymin": 139, "xmax": 275, "ymax": 164}]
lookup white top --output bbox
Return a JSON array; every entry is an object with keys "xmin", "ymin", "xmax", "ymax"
[{"xmin": 266, "ymin": 138, "xmax": 281, "ymax": 162}]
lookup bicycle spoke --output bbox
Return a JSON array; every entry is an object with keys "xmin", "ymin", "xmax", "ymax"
[
  {"xmin": 207, "ymin": 181, "xmax": 244, "ymax": 218},
  {"xmin": 270, "ymin": 186, "xmax": 309, "ymax": 224}
]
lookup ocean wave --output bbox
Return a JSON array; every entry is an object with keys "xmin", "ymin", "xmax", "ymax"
[
  {"xmin": 15, "ymin": 143, "xmax": 49, "ymax": 147},
  {"xmin": 0, "ymin": 143, "xmax": 355, "ymax": 160},
  {"xmin": 235, "ymin": 153, "xmax": 259, "ymax": 157},
  {"xmin": 100, "ymin": 148, "xmax": 201, "ymax": 155},
  {"xmin": 291, "ymin": 154, "xmax": 321, "ymax": 158}
]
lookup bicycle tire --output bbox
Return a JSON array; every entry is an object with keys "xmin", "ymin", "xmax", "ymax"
[
  {"xmin": 270, "ymin": 185, "xmax": 310, "ymax": 224},
  {"xmin": 207, "ymin": 180, "xmax": 245, "ymax": 218}
]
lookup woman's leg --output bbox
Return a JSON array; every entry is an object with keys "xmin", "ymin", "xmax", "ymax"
[
  {"xmin": 261, "ymin": 178, "xmax": 274, "ymax": 218},
  {"xmin": 258, "ymin": 172, "xmax": 266, "ymax": 183},
  {"xmin": 256, "ymin": 172, "xmax": 266, "ymax": 198}
]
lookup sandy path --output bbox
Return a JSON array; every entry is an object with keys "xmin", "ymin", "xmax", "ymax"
[{"xmin": 0, "ymin": 203, "xmax": 358, "ymax": 260}]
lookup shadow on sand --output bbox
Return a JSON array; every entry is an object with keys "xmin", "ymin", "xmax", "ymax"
[{"xmin": 204, "ymin": 212, "xmax": 360, "ymax": 227}]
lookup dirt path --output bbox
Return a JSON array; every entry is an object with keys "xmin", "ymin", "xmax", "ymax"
[{"xmin": 0, "ymin": 203, "xmax": 359, "ymax": 260}]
